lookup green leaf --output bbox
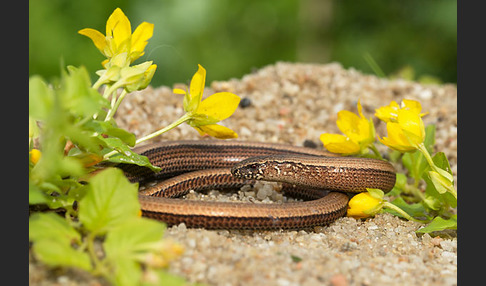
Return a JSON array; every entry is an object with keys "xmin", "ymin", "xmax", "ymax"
[
  {"xmin": 104, "ymin": 217, "xmax": 166, "ymax": 286},
  {"xmin": 31, "ymin": 239, "xmax": 92, "ymax": 271},
  {"xmin": 103, "ymin": 138, "xmax": 161, "ymax": 172},
  {"xmin": 29, "ymin": 212, "xmax": 81, "ymax": 244},
  {"xmin": 29, "ymin": 213, "xmax": 92, "ymax": 271},
  {"xmin": 402, "ymin": 150, "xmax": 428, "ymax": 183},
  {"xmin": 386, "ymin": 173, "xmax": 407, "ymax": 197},
  {"xmin": 29, "ymin": 75, "xmax": 54, "ymax": 120},
  {"xmin": 60, "ymin": 66, "xmax": 109, "ymax": 118},
  {"xmin": 79, "ymin": 168, "xmax": 140, "ymax": 234},
  {"xmin": 416, "ymin": 215, "xmax": 457, "ymax": 233},
  {"xmin": 57, "ymin": 156, "xmax": 86, "ymax": 180},
  {"xmin": 85, "ymin": 120, "xmax": 136, "ymax": 147},
  {"xmin": 422, "ymin": 194, "xmax": 442, "ymax": 211},
  {"xmin": 423, "ymin": 124, "xmax": 436, "ymax": 153},
  {"xmin": 432, "ymin": 152, "xmax": 454, "ymax": 181},
  {"xmin": 387, "ymin": 149, "xmax": 402, "ymax": 163},
  {"xmin": 428, "ymin": 170, "xmax": 451, "ymax": 194},
  {"xmin": 104, "ymin": 217, "xmax": 166, "ymax": 259},
  {"xmin": 108, "ymin": 258, "xmax": 142, "ymax": 286},
  {"xmin": 29, "ymin": 181, "xmax": 49, "ymax": 205},
  {"xmin": 64, "ymin": 124, "xmax": 101, "ymax": 154},
  {"xmin": 422, "ymin": 152, "xmax": 456, "ymax": 209},
  {"xmin": 394, "ymin": 173, "xmax": 407, "ymax": 190}
]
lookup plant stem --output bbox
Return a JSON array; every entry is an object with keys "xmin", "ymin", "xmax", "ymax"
[
  {"xmin": 403, "ymin": 183, "xmax": 426, "ymax": 202},
  {"xmin": 103, "ymin": 113, "xmax": 192, "ymax": 159},
  {"xmin": 369, "ymin": 144, "xmax": 384, "ymax": 160},
  {"xmin": 86, "ymin": 232, "xmax": 106, "ymax": 276},
  {"xmin": 416, "ymin": 144, "xmax": 436, "ymax": 172},
  {"xmin": 93, "ymin": 78, "xmax": 104, "ymax": 90},
  {"xmin": 105, "ymin": 89, "xmax": 128, "ymax": 122},
  {"xmin": 383, "ymin": 202, "xmax": 426, "ymax": 223},
  {"xmin": 135, "ymin": 113, "xmax": 192, "ymax": 145}
]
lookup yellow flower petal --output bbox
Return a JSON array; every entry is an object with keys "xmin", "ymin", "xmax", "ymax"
[
  {"xmin": 336, "ymin": 110, "xmax": 361, "ymax": 138},
  {"xmin": 347, "ymin": 192, "xmax": 383, "ymax": 219},
  {"xmin": 173, "ymin": 88, "xmax": 186, "ymax": 95},
  {"xmin": 78, "ymin": 28, "xmax": 107, "ymax": 54},
  {"xmin": 320, "ymin": 134, "xmax": 360, "ymax": 155},
  {"xmin": 357, "ymin": 100, "xmax": 365, "ymax": 119},
  {"xmin": 197, "ymin": 92, "xmax": 241, "ymax": 121},
  {"xmin": 185, "ymin": 64, "xmax": 206, "ymax": 112},
  {"xmin": 335, "ymin": 101, "xmax": 374, "ymax": 148},
  {"xmin": 374, "ymin": 100, "xmax": 399, "ymax": 122},
  {"xmin": 131, "ymin": 22, "xmax": 154, "ymax": 61},
  {"xmin": 378, "ymin": 122, "xmax": 417, "ymax": 152},
  {"xmin": 195, "ymin": 124, "xmax": 238, "ymax": 139},
  {"xmin": 106, "ymin": 8, "xmax": 131, "ymax": 50},
  {"xmin": 396, "ymin": 109, "xmax": 425, "ymax": 146},
  {"xmin": 357, "ymin": 117, "xmax": 375, "ymax": 146},
  {"xmin": 401, "ymin": 99, "xmax": 422, "ymax": 114}
]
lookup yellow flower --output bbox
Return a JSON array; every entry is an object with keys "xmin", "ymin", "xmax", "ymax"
[
  {"xmin": 347, "ymin": 191, "xmax": 383, "ymax": 219},
  {"xmin": 78, "ymin": 8, "xmax": 154, "ymax": 67},
  {"xmin": 375, "ymin": 99, "xmax": 427, "ymax": 123},
  {"xmin": 174, "ymin": 65, "xmax": 240, "ymax": 139},
  {"xmin": 30, "ymin": 149, "xmax": 42, "ymax": 164},
  {"xmin": 320, "ymin": 100, "xmax": 375, "ymax": 155},
  {"xmin": 378, "ymin": 109, "xmax": 425, "ymax": 152}
]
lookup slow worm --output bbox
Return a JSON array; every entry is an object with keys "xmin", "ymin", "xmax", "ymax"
[{"xmin": 120, "ymin": 140, "xmax": 396, "ymax": 229}]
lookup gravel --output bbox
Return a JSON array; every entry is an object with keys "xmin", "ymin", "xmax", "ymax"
[{"xmin": 29, "ymin": 62, "xmax": 457, "ymax": 285}]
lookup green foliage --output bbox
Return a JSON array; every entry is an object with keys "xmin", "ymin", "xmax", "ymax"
[
  {"xmin": 29, "ymin": 213, "xmax": 91, "ymax": 271},
  {"xmin": 79, "ymin": 168, "xmax": 141, "ymax": 234},
  {"xmin": 416, "ymin": 215, "xmax": 457, "ymax": 234},
  {"xmin": 29, "ymin": 168, "xmax": 182, "ymax": 285},
  {"xmin": 29, "ymin": 59, "xmax": 184, "ymax": 285},
  {"xmin": 28, "ymin": 64, "xmax": 190, "ymax": 284}
]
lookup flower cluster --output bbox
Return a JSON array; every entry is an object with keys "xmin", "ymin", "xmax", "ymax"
[
  {"xmin": 376, "ymin": 100, "xmax": 427, "ymax": 152},
  {"xmin": 322, "ymin": 99, "xmax": 456, "ymax": 232},
  {"xmin": 79, "ymin": 8, "xmax": 156, "ymax": 93}
]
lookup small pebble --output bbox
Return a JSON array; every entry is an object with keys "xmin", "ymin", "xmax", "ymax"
[
  {"xmin": 303, "ymin": 139, "xmax": 318, "ymax": 149},
  {"xmin": 330, "ymin": 274, "xmax": 348, "ymax": 286},
  {"xmin": 239, "ymin": 97, "xmax": 252, "ymax": 108}
]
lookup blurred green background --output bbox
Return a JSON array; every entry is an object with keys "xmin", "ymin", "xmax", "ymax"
[{"xmin": 29, "ymin": 0, "xmax": 456, "ymax": 87}]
